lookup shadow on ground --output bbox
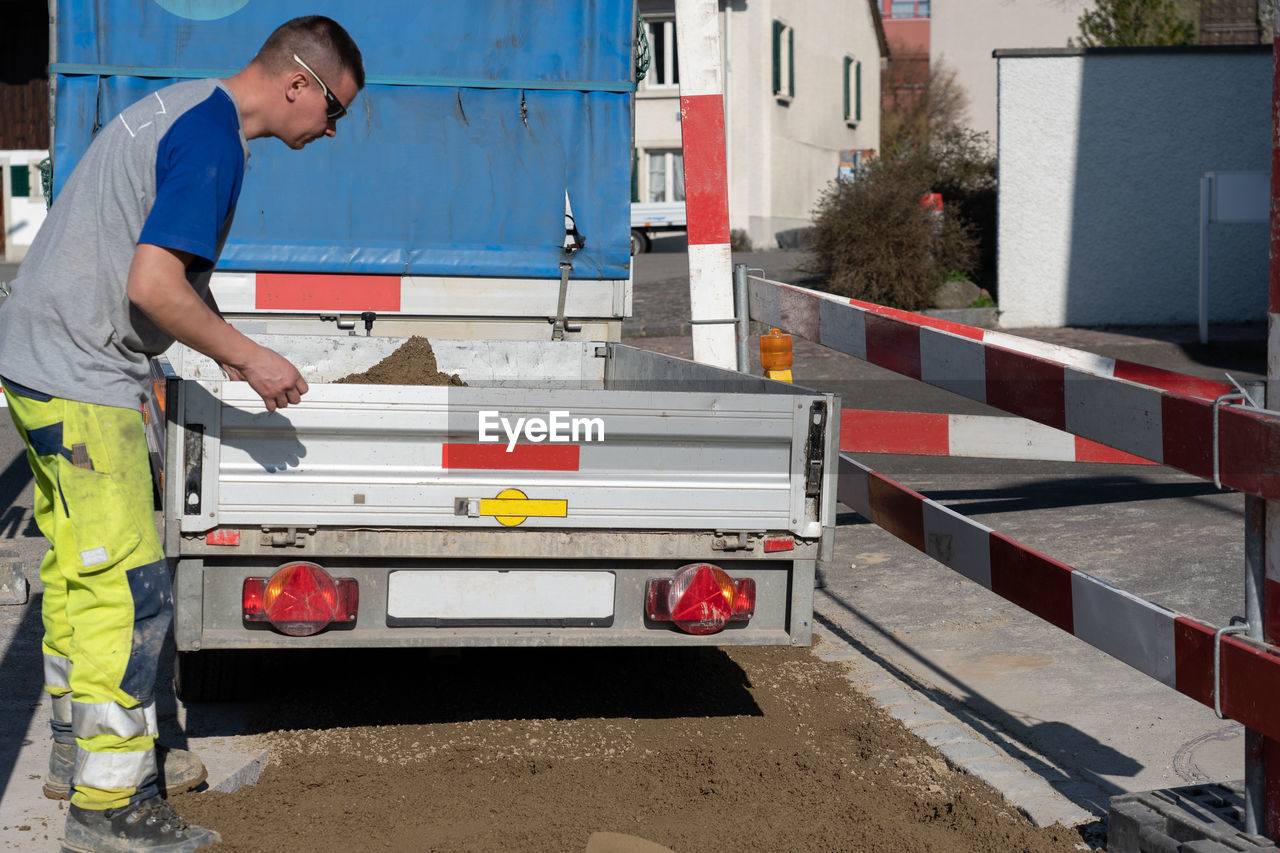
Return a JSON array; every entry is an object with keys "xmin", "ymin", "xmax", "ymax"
[{"xmin": 184, "ymin": 645, "xmax": 762, "ymax": 738}]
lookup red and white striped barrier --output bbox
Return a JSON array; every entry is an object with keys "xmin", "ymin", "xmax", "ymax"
[
  {"xmin": 675, "ymin": 0, "xmax": 736, "ymax": 370},
  {"xmin": 838, "ymin": 452, "xmax": 1280, "ymax": 744},
  {"xmin": 842, "ymin": 409, "xmax": 1156, "ymax": 464},
  {"xmin": 749, "ymin": 277, "xmax": 1280, "ymax": 501}
]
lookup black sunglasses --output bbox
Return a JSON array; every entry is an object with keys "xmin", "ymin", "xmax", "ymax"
[{"xmin": 293, "ymin": 53, "xmax": 347, "ymax": 121}]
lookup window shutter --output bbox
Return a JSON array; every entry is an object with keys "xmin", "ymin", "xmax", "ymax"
[
  {"xmin": 772, "ymin": 20, "xmax": 783, "ymax": 94},
  {"xmin": 631, "ymin": 148, "xmax": 639, "ymax": 203},
  {"xmin": 787, "ymin": 27, "xmax": 795, "ymax": 97},
  {"xmin": 843, "ymin": 56, "xmax": 852, "ymax": 119},
  {"xmin": 855, "ymin": 61, "xmax": 862, "ymax": 121}
]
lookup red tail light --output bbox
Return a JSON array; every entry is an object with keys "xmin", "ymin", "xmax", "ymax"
[
  {"xmin": 646, "ymin": 563, "xmax": 756, "ymax": 635},
  {"xmin": 243, "ymin": 562, "xmax": 358, "ymax": 637}
]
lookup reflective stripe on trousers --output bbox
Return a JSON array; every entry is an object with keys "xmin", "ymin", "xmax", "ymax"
[
  {"xmin": 72, "ymin": 697, "xmax": 158, "ymax": 740},
  {"xmin": 4, "ymin": 382, "xmax": 169, "ymax": 810},
  {"xmin": 75, "ymin": 746, "xmax": 158, "ymax": 791},
  {"xmin": 44, "ymin": 652, "xmax": 71, "ymax": 691}
]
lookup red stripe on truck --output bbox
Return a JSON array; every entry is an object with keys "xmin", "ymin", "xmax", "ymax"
[
  {"xmin": 256, "ymin": 273, "xmax": 402, "ymax": 311},
  {"xmin": 443, "ymin": 443, "xmax": 581, "ymax": 471}
]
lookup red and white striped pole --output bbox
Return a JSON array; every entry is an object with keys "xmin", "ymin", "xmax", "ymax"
[
  {"xmin": 674, "ymin": 0, "xmax": 737, "ymax": 369},
  {"xmin": 1262, "ymin": 6, "xmax": 1280, "ymax": 837}
]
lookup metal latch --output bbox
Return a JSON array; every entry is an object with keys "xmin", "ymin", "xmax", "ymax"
[
  {"xmin": 260, "ymin": 526, "xmax": 313, "ymax": 547},
  {"xmin": 552, "ymin": 191, "xmax": 586, "ymax": 341},
  {"xmin": 454, "ymin": 498, "xmax": 481, "ymax": 517},
  {"xmin": 804, "ymin": 401, "xmax": 827, "ymax": 497},
  {"xmin": 712, "ymin": 531, "xmax": 758, "ymax": 552},
  {"xmin": 551, "ymin": 261, "xmax": 580, "ymax": 341}
]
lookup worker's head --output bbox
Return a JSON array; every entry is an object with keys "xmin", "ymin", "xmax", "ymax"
[{"xmin": 251, "ymin": 16, "xmax": 365, "ymax": 148}]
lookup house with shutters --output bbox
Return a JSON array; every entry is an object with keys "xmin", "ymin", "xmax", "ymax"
[{"xmin": 635, "ymin": 0, "xmax": 887, "ymax": 249}]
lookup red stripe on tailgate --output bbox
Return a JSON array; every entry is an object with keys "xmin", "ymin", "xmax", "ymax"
[
  {"xmin": 443, "ymin": 443, "xmax": 580, "ymax": 471},
  {"xmin": 256, "ymin": 273, "xmax": 401, "ymax": 311},
  {"xmin": 841, "ymin": 410, "xmax": 949, "ymax": 455},
  {"xmin": 988, "ymin": 533, "xmax": 1075, "ymax": 633},
  {"xmin": 679, "ymin": 94, "xmax": 731, "ymax": 246}
]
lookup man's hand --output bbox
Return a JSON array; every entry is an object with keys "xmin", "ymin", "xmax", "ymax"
[
  {"xmin": 127, "ymin": 243, "xmax": 309, "ymax": 411},
  {"xmin": 237, "ymin": 345, "xmax": 309, "ymax": 412}
]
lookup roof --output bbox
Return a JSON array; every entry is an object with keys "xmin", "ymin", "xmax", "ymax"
[
  {"xmin": 994, "ymin": 44, "xmax": 1270, "ymax": 59},
  {"xmin": 869, "ymin": 0, "xmax": 890, "ymax": 58}
]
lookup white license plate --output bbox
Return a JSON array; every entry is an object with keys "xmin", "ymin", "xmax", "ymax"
[{"xmin": 386, "ymin": 570, "xmax": 615, "ymax": 621}]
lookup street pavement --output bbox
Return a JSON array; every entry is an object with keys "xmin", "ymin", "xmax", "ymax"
[
  {"xmin": 0, "ymin": 239, "xmax": 1270, "ymax": 847},
  {"xmin": 629, "ymin": 236, "xmax": 1267, "ymax": 837}
]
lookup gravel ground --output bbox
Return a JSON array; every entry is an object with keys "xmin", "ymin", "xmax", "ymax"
[{"xmin": 171, "ymin": 644, "xmax": 1088, "ymax": 853}]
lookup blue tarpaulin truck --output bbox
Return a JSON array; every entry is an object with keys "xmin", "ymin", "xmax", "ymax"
[{"xmin": 49, "ymin": 0, "xmax": 836, "ymax": 700}]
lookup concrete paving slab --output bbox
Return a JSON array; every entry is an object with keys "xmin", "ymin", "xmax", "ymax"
[{"xmin": 1110, "ymin": 782, "xmax": 1280, "ymax": 853}]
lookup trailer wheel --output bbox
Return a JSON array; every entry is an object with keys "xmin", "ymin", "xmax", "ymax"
[
  {"xmin": 630, "ymin": 229, "xmax": 650, "ymax": 255},
  {"xmin": 174, "ymin": 650, "xmax": 261, "ymax": 703}
]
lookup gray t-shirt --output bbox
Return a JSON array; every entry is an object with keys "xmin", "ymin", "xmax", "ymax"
[{"xmin": 0, "ymin": 78, "xmax": 249, "ymax": 408}]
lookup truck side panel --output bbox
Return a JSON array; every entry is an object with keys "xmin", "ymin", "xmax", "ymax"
[{"xmin": 52, "ymin": 0, "xmax": 634, "ymax": 279}]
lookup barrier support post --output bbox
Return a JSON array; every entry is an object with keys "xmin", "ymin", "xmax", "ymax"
[
  {"xmin": 733, "ymin": 263, "xmax": 750, "ymax": 373},
  {"xmin": 1263, "ymin": 4, "xmax": 1280, "ymax": 837},
  {"xmin": 674, "ymin": 0, "xmax": 736, "ymax": 370},
  {"xmin": 1246, "ymin": 491, "xmax": 1265, "ymax": 835}
]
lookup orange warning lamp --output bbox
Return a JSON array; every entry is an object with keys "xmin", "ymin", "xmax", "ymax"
[{"xmin": 760, "ymin": 327, "xmax": 793, "ymax": 383}]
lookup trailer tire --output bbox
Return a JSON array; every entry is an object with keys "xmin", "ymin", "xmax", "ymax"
[
  {"xmin": 630, "ymin": 229, "xmax": 650, "ymax": 255},
  {"xmin": 174, "ymin": 650, "xmax": 261, "ymax": 703}
]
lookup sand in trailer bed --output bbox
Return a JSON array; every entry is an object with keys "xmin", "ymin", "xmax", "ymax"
[{"xmin": 332, "ymin": 336, "xmax": 466, "ymax": 386}]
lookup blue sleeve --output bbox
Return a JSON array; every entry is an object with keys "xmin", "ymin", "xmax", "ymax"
[{"xmin": 139, "ymin": 98, "xmax": 244, "ymax": 270}]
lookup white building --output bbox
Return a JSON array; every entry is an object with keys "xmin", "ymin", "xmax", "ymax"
[
  {"xmin": 635, "ymin": 0, "xmax": 887, "ymax": 249},
  {"xmin": 996, "ymin": 46, "xmax": 1270, "ymax": 328},
  {"xmin": 930, "ymin": 0, "xmax": 1091, "ymax": 142},
  {"xmin": 1, "ymin": 151, "xmax": 49, "ymax": 263}
]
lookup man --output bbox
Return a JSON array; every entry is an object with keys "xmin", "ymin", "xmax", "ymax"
[{"xmin": 0, "ymin": 16, "xmax": 363, "ymax": 852}]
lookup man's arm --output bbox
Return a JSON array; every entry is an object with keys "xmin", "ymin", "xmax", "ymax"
[
  {"xmin": 126, "ymin": 243, "xmax": 307, "ymax": 411},
  {"xmin": 201, "ymin": 284, "xmax": 246, "ymax": 381}
]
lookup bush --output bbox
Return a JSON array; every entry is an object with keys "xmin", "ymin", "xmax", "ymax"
[
  {"xmin": 730, "ymin": 228, "xmax": 754, "ymax": 253},
  {"xmin": 809, "ymin": 128, "xmax": 993, "ymax": 310}
]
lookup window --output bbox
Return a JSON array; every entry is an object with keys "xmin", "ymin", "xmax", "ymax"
[
  {"xmin": 645, "ymin": 150, "xmax": 685, "ymax": 204},
  {"xmin": 772, "ymin": 20, "xmax": 794, "ymax": 99},
  {"xmin": 10, "ymin": 164, "xmax": 30, "ymax": 198},
  {"xmin": 889, "ymin": 0, "xmax": 929, "ymax": 18},
  {"xmin": 843, "ymin": 56, "xmax": 862, "ymax": 123},
  {"xmin": 643, "ymin": 17, "xmax": 679, "ymax": 88}
]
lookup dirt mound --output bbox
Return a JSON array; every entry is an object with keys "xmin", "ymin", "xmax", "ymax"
[
  {"xmin": 333, "ymin": 336, "xmax": 465, "ymax": 386},
  {"xmin": 172, "ymin": 643, "xmax": 1087, "ymax": 852}
]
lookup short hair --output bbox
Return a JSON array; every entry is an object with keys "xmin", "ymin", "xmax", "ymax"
[{"xmin": 253, "ymin": 16, "xmax": 365, "ymax": 90}]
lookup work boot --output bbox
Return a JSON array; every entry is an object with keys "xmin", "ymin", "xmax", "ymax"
[
  {"xmin": 62, "ymin": 797, "xmax": 219, "ymax": 853},
  {"xmin": 44, "ymin": 743, "xmax": 208, "ymax": 800}
]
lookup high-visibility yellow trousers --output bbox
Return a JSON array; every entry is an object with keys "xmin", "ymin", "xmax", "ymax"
[{"xmin": 2, "ymin": 379, "xmax": 169, "ymax": 811}]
